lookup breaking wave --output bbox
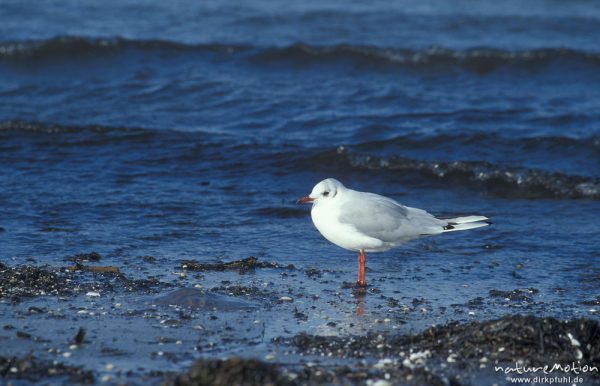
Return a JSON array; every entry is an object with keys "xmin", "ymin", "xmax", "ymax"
[
  {"xmin": 1, "ymin": 36, "xmax": 599, "ymax": 73},
  {"xmin": 311, "ymin": 146, "xmax": 600, "ymax": 199}
]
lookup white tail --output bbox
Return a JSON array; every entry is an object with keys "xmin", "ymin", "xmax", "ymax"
[{"xmin": 442, "ymin": 215, "xmax": 491, "ymax": 232}]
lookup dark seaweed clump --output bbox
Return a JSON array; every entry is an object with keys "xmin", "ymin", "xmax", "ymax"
[
  {"xmin": 281, "ymin": 315, "xmax": 600, "ymax": 385},
  {"xmin": 289, "ymin": 315, "xmax": 600, "ymax": 365},
  {"xmin": 488, "ymin": 288, "xmax": 539, "ymax": 302},
  {"xmin": 0, "ymin": 354, "xmax": 94, "ymax": 384},
  {"xmin": 0, "ymin": 263, "xmax": 77, "ymax": 301},
  {"xmin": 66, "ymin": 252, "xmax": 102, "ymax": 263},
  {"xmin": 181, "ymin": 257, "xmax": 295, "ymax": 272},
  {"xmin": 0, "ymin": 262, "xmax": 168, "ymax": 302},
  {"xmin": 168, "ymin": 357, "xmax": 293, "ymax": 386}
]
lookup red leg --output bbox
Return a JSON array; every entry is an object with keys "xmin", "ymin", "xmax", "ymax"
[{"xmin": 356, "ymin": 249, "xmax": 367, "ymax": 287}]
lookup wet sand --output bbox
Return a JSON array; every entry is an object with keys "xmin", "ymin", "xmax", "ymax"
[{"xmin": 1, "ymin": 257, "xmax": 599, "ymax": 385}]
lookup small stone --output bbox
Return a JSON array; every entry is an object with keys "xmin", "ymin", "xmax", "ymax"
[
  {"xmin": 368, "ymin": 380, "xmax": 391, "ymax": 386},
  {"xmin": 374, "ymin": 358, "xmax": 393, "ymax": 369},
  {"xmin": 567, "ymin": 332, "xmax": 581, "ymax": 347}
]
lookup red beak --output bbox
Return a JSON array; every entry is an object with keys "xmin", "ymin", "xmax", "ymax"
[{"xmin": 297, "ymin": 196, "xmax": 314, "ymax": 204}]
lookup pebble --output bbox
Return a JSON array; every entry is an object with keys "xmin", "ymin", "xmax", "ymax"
[
  {"xmin": 367, "ymin": 380, "xmax": 391, "ymax": 386},
  {"xmin": 287, "ymin": 372, "xmax": 298, "ymax": 381},
  {"xmin": 279, "ymin": 296, "xmax": 293, "ymax": 302},
  {"xmin": 86, "ymin": 291, "xmax": 101, "ymax": 297},
  {"xmin": 403, "ymin": 350, "xmax": 431, "ymax": 369},
  {"xmin": 567, "ymin": 332, "xmax": 581, "ymax": 347},
  {"xmin": 374, "ymin": 358, "xmax": 394, "ymax": 369}
]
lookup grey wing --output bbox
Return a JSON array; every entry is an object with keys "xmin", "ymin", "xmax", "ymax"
[{"xmin": 338, "ymin": 193, "xmax": 445, "ymax": 242}]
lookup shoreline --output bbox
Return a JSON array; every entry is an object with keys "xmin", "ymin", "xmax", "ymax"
[{"xmin": 1, "ymin": 259, "xmax": 599, "ymax": 385}]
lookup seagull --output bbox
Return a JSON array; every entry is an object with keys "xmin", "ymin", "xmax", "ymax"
[{"xmin": 297, "ymin": 178, "xmax": 490, "ymax": 287}]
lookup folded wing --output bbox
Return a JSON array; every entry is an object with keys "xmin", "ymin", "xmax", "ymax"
[{"xmin": 338, "ymin": 192, "xmax": 446, "ymax": 243}]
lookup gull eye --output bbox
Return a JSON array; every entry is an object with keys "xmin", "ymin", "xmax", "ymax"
[{"xmin": 323, "ymin": 191, "xmax": 330, "ymax": 197}]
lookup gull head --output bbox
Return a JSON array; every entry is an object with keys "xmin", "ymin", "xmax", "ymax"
[{"xmin": 297, "ymin": 178, "xmax": 345, "ymax": 204}]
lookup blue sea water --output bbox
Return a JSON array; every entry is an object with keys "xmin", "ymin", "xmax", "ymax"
[
  {"xmin": 0, "ymin": 1, "xmax": 599, "ymax": 372},
  {"xmin": 1, "ymin": 0, "xmax": 599, "ymax": 273}
]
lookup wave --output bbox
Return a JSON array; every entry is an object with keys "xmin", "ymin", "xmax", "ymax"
[
  {"xmin": 309, "ymin": 146, "xmax": 600, "ymax": 199},
  {"xmin": 252, "ymin": 44, "xmax": 600, "ymax": 73},
  {"xmin": 358, "ymin": 131, "xmax": 600, "ymax": 156},
  {"xmin": 2, "ymin": 120, "xmax": 598, "ymax": 199},
  {"xmin": 0, "ymin": 119, "xmax": 147, "ymax": 134},
  {"xmin": 1, "ymin": 36, "xmax": 600, "ymax": 72},
  {"xmin": 0, "ymin": 37, "xmax": 249, "ymax": 59}
]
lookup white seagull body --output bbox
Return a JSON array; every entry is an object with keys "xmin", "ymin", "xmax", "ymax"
[{"xmin": 298, "ymin": 178, "xmax": 490, "ymax": 287}]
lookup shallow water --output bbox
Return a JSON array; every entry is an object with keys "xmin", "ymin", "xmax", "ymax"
[{"xmin": 1, "ymin": 0, "xmax": 599, "ymax": 384}]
